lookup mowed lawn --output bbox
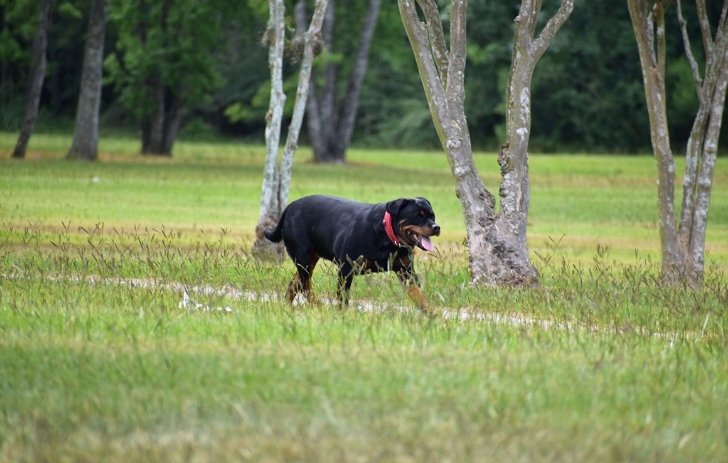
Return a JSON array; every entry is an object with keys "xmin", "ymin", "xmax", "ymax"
[{"xmin": 1, "ymin": 133, "xmax": 727, "ymax": 462}]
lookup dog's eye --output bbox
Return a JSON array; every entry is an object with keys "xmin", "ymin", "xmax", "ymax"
[{"xmin": 418, "ymin": 211, "xmax": 425, "ymax": 217}]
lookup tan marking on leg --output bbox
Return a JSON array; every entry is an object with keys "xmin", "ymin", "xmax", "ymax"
[
  {"xmin": 286, "ymin": 270, "xmax": 302, "ymax": 303},
  {"xmin": 302, "ymin": 256, "xmax": 320, "ymax": 306},
  {"xmin": 406, "ymin": 284, "xmax": 434, "ymax": 314}
]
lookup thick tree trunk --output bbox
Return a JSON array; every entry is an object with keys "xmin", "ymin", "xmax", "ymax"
[
  {"xmin": 12, "ymin": 0, "xmax": 50, "ymax": 159},
  {"xmin": 67, "ymin": 0, "xmax": 111, "ymax": 161},
  {"xmin": 399, "ymin": 0, "xmax": 571, "ymax": 287}
]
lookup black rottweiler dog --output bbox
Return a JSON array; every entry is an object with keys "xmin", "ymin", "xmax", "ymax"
[{"xmin": 264, "ymin": 195, "xmax": 440, "ymax": 312}]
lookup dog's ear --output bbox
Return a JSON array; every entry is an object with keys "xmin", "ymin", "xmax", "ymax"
[
  {"xmin": 415, "ymin": 197, "xmax": 432, "ymax": 210},
  {"xmin": 385, "ymin": 198, "xmax": 412, "ymax": 220}
]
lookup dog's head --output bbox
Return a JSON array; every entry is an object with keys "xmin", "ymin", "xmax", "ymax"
[{"xmin": 386, "ymin": 197, "xmax": 440, "ymax": 251}]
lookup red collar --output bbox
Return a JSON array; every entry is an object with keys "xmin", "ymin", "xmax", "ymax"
[{"xmin": 383, "ymin": 211, "xmax": 403, "ymax": 247}]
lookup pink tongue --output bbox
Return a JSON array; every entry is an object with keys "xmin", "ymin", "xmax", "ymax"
[{"xmin": 420, "ymin": 236, "xmax": 434, "ymax": 251}]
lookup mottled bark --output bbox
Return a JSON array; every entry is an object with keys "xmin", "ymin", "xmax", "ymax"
[
  {"xmin": 12, "ymin": 0, "xmax": 50, "ymax": 159},
  {"xmin": 399, "ymin": 0, "xmax": 571, "ymax": 286},
  {"xmin": 676, "ymin": 0, "xmax": 728, "ymax": 286},
  {"xmin": 629, "ymin": 0, "xmax": 727, "ymax": 287},
  {"xmin": 256, "ymin": 0, "xmax": 287, "ymax": 258},
  {"xmin": 254, "ymin": 0, "xmax": 328, "ymax": 259},
  {"xmin": 497, "ymin": 0, "xmax": 573, "ymax": 284},
  {"xmin": 68, "ymin": 0, "xmax": 111, "ymax": 161}
]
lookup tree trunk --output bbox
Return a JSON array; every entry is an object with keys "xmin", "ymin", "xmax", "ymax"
[
  {"xmin": 253, "ymin": 0, "xmax": 328, "ymax": 259},
  {"xmin": 148, "ymin": 80, "xmax": 168, "ymax": 155},
  {"xmin": 675, "ymin": 0, "xmax": 728, "ymax": 286},
  {"xmin": 254, "ymin": 0, "xmax": 287, "ymax": 259},
  {"xmin": 629, "ymin": 0, "xmax": 728, "ymax": 287},
  {"xmin": 335, "ymin": 0, "xmax": 381, "ymax": 156},
  {"xmin": 67, "ymin": 0, "xmax": 111, "ymax": 161},
  {"xmin": 299, "ymin": 0, "xmax": 380, "ymax": 164},
  {"xmin": 12, "ymin": 0, "xmax": 51, "ymax": 159},
  {"xmin": 491, "ymin": 0, "xmax": 574, "ymax": 284},
  {"xmin": 628, "ymin": 0, "xmax": 681, "ymax": 279},
  {"xmin": 162, "ymin": 93, "xmax": 184, "ymax": 155},
  {"xmin": 399, "ymin": 0, "xmax": 571, "ymax": 287}
]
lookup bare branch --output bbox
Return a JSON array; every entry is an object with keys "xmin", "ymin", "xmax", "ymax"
[
  {"xmin": 524, "ymin": 0, "xmax": 541, "ymax": 39},
  {"xmin": 446, "ymin": 0, "xmax": 467, "ymax": 107},
  {"xmin": 531, "ymin": 0, "xmax": 574, "ymax": 60},
  {"xmin": 415, "ymin": 0, "xmax": 449, "ymax": 84},
  {"xmin": 721, "ymin": 1, "xmax": 728, "ymax": 33},
  {"xmin": 656, "ymin": 1, "xmax": 667, "ymax": 77},
  {"xmin": 677, "ymin": 0, "xmax": 705, "ymax": 103},
  {"xmin": 514, "ymin": 0, "xmax": 536, "ymax": 54},
  {"xmin": 398, "ymin": 0, "xmax": 449, "ymax": 144},
  {"xmin": 714, "ymin": 2, "xmax": 728, "ymax": 57},
  {"xmin": 695, "ymin": 0, "xmax": 713, "ymax": 58}
]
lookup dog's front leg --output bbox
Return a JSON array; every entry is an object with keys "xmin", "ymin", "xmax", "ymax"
[{"xmin": 396, "ymin": 269, "xmax": 433, "ymax": 314}]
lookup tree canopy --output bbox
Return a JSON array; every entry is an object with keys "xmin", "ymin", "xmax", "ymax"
[{"xmin": 0, "ymin": 0, "xmax": 724, "ymax": 154}]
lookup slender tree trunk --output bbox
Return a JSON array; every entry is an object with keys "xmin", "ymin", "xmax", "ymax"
[
  {"xmin": 628, "ymin": 0, "xmax": 682, "ymax": 279},
  {"xmin": 675, "ymin": 0, "xmax": 728, "ymax": 286},
  {"xmin": 399, "ymin": 0, "xmax": 571, "ymax": 287},
  {"xmin": 629, "ymin": 0, "xmax": 728, "ymax": 287},
  {"xmin": 302, "ymin": 0, "xmax": 338, "ymax": 163},
  {"xmin": 253, "ymin": 0, "xmax": 328, "ymax": 258},
  {"xmin": 296, "ymin": 1, "xmax": 326, "ymax": 162},
  {"xmin": 68, "ymin": 0, "xmax": 111, "ymax": 161},
  {"xmin": 300, "ymin": 0, "xmax": 380, "ymax": 164},
  {"xmin": 335, "ymin": 0, "xmax": 381, "ymax": 156},
  {"xmin": 255, "ymin": 0, "xmax": 287, "ymax": 259},
  {"xmin": 12, "ymin": 0, "xmax": 51, "ymax": 159}
]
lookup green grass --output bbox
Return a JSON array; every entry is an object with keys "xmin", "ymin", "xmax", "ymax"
[{"xmin": 1, "ymin": 132, "xmax": 728, "ymax": 462}]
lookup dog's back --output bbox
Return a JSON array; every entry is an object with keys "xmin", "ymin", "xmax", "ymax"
[{"xmin": 267, "ymin": 195, "xmax": 375, "ymax": 261}]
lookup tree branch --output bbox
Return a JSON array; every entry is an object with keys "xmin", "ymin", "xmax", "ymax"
[
  {"xmin": 532, "ymin": 0, "xmax": 574, "ymax": 60},
  {"xmin": 677, "ymin": 0, "xmax": 705, "ymax": 103},
  {"xmin": 656, "ymin": 1, "xmax": 667, "ymax": 78},
  {"xmin": 398, "ymin": 0, "xmax": 449, "ymax": 146},
  {"xmin": 529, "ymin": 0, "xmax": 542, "ymax": 38},
  {"xmin": 446, "ymin": 0, "xmax": 467, "ymax": 108},
  {"xmin": 695, "ymin": 0, "xmax": 713, "ymax": 58},
  {"xmin": 415, "ymin": 0, "xmax": 449, "ymax": 84}
]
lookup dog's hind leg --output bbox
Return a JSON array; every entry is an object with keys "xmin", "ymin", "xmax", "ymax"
[
  {"xmin": 286, "ymin": 253, "xmax": 320, "ymax": 305},
  {"xmin": 285, "ymin": 270, "xmax": 303, "ymax": 303},
  {"xmin": 300, "ymin": 254, "xmax": 320, "ymax": 305},
  {"xmin": 336, "ymin": 263, "xmax": 355, "ymax": 308}
]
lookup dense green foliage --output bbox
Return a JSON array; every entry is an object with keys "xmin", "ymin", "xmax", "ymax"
[
  {"xmin": 1, "ymin": 137, "xmax": 728, "ymax": 461},
  {"xmin": 0, "ymin": 0, "xmax": 725, "ymax": 152}
]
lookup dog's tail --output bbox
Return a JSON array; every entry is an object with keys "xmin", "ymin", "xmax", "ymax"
[{"xmin": 263, "ymin": 209, "xmax": 286, "ymax": 243}]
